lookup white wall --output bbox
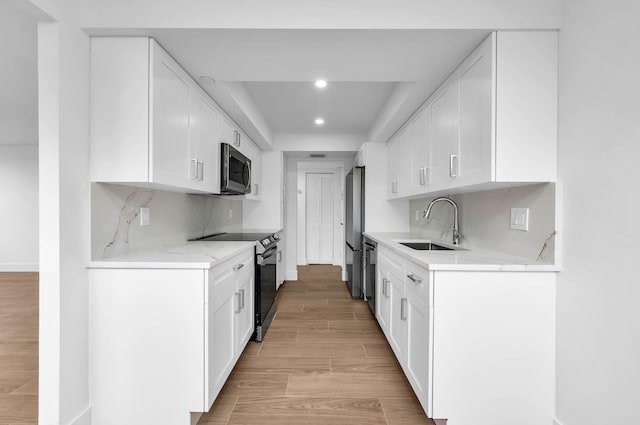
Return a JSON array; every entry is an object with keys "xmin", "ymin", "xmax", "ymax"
[
  {"xmin": 37, "ymin": 12, "xmax": 93, "ymax": 425},
  {"xmin": 0, "ymin": 146, "xmax": 39, "ymax": 271},
  {"xmin": 273, "ymin": 133, "xmax": 363, "ymax": 153},
  {"xmin": 556, "ymin": 1, "xmax": 640, "ymax": 424},
  {"xmin": 409, "ymin": 184, "xmax": 556, "ymax": 262}
]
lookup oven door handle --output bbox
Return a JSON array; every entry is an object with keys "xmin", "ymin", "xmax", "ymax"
[{"xmin": 259, "ymin": 245, "xmax": 278, "ymax": 261}]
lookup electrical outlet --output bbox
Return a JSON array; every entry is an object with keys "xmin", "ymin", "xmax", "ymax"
[
  {"xmin": 140, "ymin": 207, "xmax": 150, "ymax": 226},
  {"xmin": 510, "ymin": 208, "xmax": 529, "ymax": 231},
  {"xmin": 415, "ymin": 209, "xmax": 420, "ymax": 221}
]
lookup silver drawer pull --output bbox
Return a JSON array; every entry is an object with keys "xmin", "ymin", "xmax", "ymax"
[
  {"xmin": 407, "ymin": 274, "xmax": 422, "ymax": 284},
  {"xmin": 240, "ymin": 288, "xmax": 245, "ymax": 309},
  {"xmin": 400, "ymin": 298, "xmax": 407, "ymax": 321},
  {"xmin": 233, "ymin": 263, "xmax": 245, "ymax": 271},
  {"xmin": 235, "ymin": 292, "xmax": 241, "ymax": 313}
]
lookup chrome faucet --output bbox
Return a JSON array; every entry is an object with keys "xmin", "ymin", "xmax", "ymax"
[{"xmin": 423, "ymin": 197, "xmax": 462, "ymax": 246}]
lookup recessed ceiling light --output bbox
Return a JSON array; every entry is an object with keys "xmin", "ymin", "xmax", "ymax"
[
  {"xmin": 315, "ymin": 118, "xmax": 325, "ymax": 125},
  {"xmin": 315, "ymin": 80, "xmax": 327, "ymax": 88}
]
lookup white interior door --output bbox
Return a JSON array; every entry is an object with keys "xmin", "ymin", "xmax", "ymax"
[{"xmin": 306, "ymin": 173, "xmax": 334, "ymax": 264}]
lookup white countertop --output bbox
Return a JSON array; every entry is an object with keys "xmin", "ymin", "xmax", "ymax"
[
  {"xmin": 364, "ymin": 232, "xmax": 560, "ymax": 272},
  {"xmin": 88, "ymin": 241, "xmax": 256, "ymax": 269}
]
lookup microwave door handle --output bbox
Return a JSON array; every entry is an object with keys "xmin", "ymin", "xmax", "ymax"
[{"xmin": 245, "ymin": 162, "xmax": 252, "ymax": 192}]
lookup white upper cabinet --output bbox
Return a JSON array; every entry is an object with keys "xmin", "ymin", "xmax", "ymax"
[
  {"xmin": 387, "ymin": 136, "xmax": 399, "ymax": 197},
  {"xmin": 150, "ymin": 44, "xmax": 193, "ymax": 189},
  {"xmin": 429, "ymin": 81, "xmax": 460, "ymax": 190},
  {"xmin": 189, "ymin": 88, "xmax": 219, "ymax": 191},
  {"xmin": 410, "ymin": 109, "xmax": 431, "ymax": 193},
  {"xmin": 90, "ymin": 37, "xmax": 261, "ymax": 198},
  {"xmin": 386, "ymin": 31, "xmax": 558, "ymax": 199},
  {"xmin": 243, "ymin": 139, "xmax": 262, "ymax": 201}
]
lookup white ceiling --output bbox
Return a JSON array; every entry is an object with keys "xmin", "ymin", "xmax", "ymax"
[
  {"xmin": 244, "ymin": 82, "xmax": 396, "ymax": 134},
  {"xmin": 0, "ymin": 1, "xmax": 39, "ymax": 145},
  {"xmin": 89, "ymin": 28, "xmax": 490, "ymax": 144}
]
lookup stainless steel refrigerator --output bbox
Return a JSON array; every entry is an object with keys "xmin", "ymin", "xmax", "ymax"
[{"xmin": 345, "ymin": 166, "xmax": 364, "ymax": 299}]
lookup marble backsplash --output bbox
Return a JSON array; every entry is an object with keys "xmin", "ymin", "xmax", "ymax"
[
  {"xmin": 409, "ymin": 183, "xmax": 557, "ymax": 263},
  {"xmin": 91, "ymin": 183, "xmax": 243, "ymax": 259}
]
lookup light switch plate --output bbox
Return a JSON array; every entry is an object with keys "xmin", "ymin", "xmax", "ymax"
[
  {"xmin": 140, "ymin": 207, "xmax": 150, "ymax": 226},
  {"xmin": 510, "ymin": 208, "xmax": 529, "ymax": 231}
]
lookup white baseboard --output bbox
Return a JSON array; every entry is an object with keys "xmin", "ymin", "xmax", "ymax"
[
  {"xmin": 285, "ymin": 270, "xmax": 298, "ymax": 281},
  {"xmin": 0, "ymin": 263, "xmax": 39, "ymax": 272},
  {"xmin": 342, "ymin": 270, "xmax": 347, "ymax": 281},
  {"xmin": 68, "ymin": 406, "xmax": 91, "ymax": 425},
  {"xmin": 553, "ymin": 418, "xmax": 565, "ymax": 425}
]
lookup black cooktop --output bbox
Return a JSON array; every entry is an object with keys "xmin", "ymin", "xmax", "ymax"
[
  {"xmin": 189, "ymin": 232, "xmax": 280, "ymax": 251},
  {"xmin": 191, "ymin": 232, "xmax": 275, "ymax": 242}
]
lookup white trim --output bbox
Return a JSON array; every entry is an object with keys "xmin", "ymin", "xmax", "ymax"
[
  {"xmin": 553, "ymin": 418, "xmax": 565, "ymax": 425},
  {"xmin": 285, "ymin": 270, "xmax": 298, "ymax": 281},
  {"xmin": 69, "ymin": 406, "xmax": 92, "ymax": 425},
  {"xmin": 0, "ymin": 263, "xmax": 39, "ymax": 272}
]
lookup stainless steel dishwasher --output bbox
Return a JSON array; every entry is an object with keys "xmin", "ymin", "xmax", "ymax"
[{"xmin": 362, "ymin": 236, "xmax": 377, "ymax": 316}]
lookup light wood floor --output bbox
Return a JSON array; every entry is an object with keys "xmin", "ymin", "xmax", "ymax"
[
  {"xmin": 198, "ymin": 265, "xmax": 434, "ymax": 425},
  {"xmin": 0, "ymin": 273, "xmax": 38, "ymax": 425}
]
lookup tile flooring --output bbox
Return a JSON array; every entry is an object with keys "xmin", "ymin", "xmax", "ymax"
[
  {"xmin": 0, "ymin": 273, "xmax": 38, "ymax": 425},
  {"xmin": 0, "ymin": 267, "xmax": 433, "ymax": 425},
  {"xmin": 198, "ymin": 265, "xmax": 434, "ymax": 425}
]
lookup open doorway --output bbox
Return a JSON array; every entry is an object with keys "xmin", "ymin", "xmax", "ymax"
[{"xmin": 305, "ymin": 173, "xmax": 334, "ymax": 264}]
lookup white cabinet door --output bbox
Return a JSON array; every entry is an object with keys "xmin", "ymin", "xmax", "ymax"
[
  {"xmin": 243, "ymin": 140, "xmax": 262, "ymax": 201},
  {"xmin": 430, "ymin": 81, "xmax": 460, "ymax": 189},
  {"xmin": 218, "ymin": 116, "xmax": 236, "ymax": 147},
  {"xmin": 396, "ymin": 125, "xmax": 412, "ymax": 197},
  {"xmin": 376, "ymin": 259, "xmax": 391, "ymax": 334},
  {"xmin": 405, "ymin": 289, "xmax": 432, "ymax": 416},
  {"xmin": 458, "ymin": 37, "xmax": 493, "ymax": 186},
  {"xmin": 206, "ymin": 271, "xmax": 236, "ymax": 408},
  {"xmin": 189, "ymin": 89, "xmax": 219, "ymax": 192},
  {"xmin": 150, "ymin": 42, "xmax": 192, "ymax": 188},
  {"xmin": 236, "ymin": 266, "xmax": 255, "ymax": 352},
  {"xmin": 387, "ymin": 271, "xmax": 407, "ymax": 361},
  {"xmin": 411, "ymin": 109, "xmax": 431, "ymax": 193},
  {"xmin": 387, "ymin": 137, "xmax": 399, "ymax": 196}
]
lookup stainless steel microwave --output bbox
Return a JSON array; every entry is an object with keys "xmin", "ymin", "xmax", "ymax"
[{"xmin": 221, "ymin": 143, "xmax": 251, "ymax": 194}]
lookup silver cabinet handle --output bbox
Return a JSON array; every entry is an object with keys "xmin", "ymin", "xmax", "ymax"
[
  {"xmin": 400, "ymin": 298, "xmax": 407, "ymax": 321},
  {"xmin": 277, "ymin": 250, "xmax": 282, "ymax": 262},
  {"xmin": 235, "ymin": 292, "xmax": 241, "ymax": 313},
  {"xmin": 197, "ymin": 160, "xmax": 204, "ymax": 181},
  {"xmin": 254, "ymin": 183, "xmax": 260, "ymax": 196},
  {"xmin": 233, "ymin": 263, "xmax": 245, "ymax": 271},
  {"xmin": 419, "ymin": 167, "xmax": 425, "ymax": 185},
  {"xmin": 450, "ymin": 154, "xmax": 458, "ymax": 177},
  {"xmin": 190, "ymin": 158, "xmax": 198, "ymax": 180},
  {"xmin": 239, "ymin": 288, "xmax": 245, "ymax": 309},
  {"xmin": 407, "ymin": 274, "xmax": 422, "ymax": 284},
  {"xmin": 382, "ymin": 278, "xmax": 388, "ymax": 297}
]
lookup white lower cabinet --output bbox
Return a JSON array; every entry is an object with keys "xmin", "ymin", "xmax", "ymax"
[
  {"xmin": 375, "ymin": 245, "xmax": 555, "ymax": 425},
  {"xmin": 90, "ymin": 246, "xmax": 254, "ymax": 425}
]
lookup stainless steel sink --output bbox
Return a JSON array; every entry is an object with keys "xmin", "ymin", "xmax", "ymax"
[{"xmin": 399, "ymin": 241, "xmax": 455, "ymax": 251}]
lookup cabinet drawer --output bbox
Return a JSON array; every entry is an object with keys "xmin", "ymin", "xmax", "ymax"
[
  {"xmin": 379, "ymin": 246, "xmax": 405, "ymax": 279},
  {"xmin": 207, "ymin": 250, "xmax": 254, "ymax": 302},
  {"xmin": 404, "ymin": 260, "xmax": 431, "ymax": 305}
]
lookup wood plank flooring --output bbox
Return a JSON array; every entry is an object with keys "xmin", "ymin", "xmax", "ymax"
[
  {"xmin": 198, "ymin": 265, "xmax": 434, "ymax": 425},
  {"xmin": 0, "ymin": 273, "xmax": 38, "ymax": 425}
]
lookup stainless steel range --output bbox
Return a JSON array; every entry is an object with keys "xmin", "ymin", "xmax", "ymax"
[{"xmin": 191, "ymin": 232, "xmax": 280, "ymax": 341}]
